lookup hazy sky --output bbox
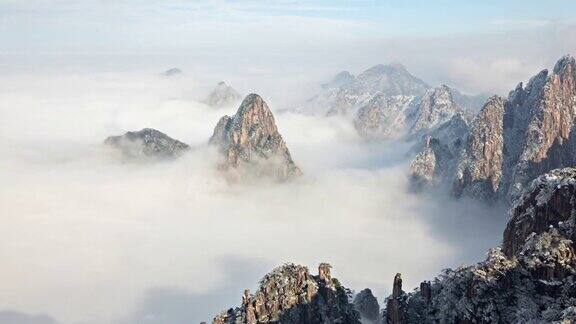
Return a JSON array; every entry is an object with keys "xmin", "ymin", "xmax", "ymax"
[{"xmin": 2, "ymin": 0, "xmax": 576, "ymax": 97}]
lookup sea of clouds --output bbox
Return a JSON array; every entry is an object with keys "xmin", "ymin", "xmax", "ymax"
[{"xmin": 0, "ymin": 70, "xmax": 508, "ymax": 323}]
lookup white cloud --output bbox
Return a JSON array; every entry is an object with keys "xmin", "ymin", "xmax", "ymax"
[{"xmin": 0, "ymin": 72, "xmax": 505, "ymax": 323}]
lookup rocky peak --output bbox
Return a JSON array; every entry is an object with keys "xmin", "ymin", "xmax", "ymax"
[
  {"xmin": 353, "ymin": 289, "xmax": 380, "ymax": 323},
  {"xmin": 209, "ymin": 94, "xmax": 301, "ymax": 181},
  {"xmin": 104, "ymin": 128, "xmax": 189, "ymax": 159},
  {"xmin": 409, "ymin": 113, "xmax": 470, "ymax": 189},
  {"xmin": 354, "ymin": 94, "xmax": 416, "ymax": 140},
  {"xmin": 453, "ymin": 96, "xmax": 505, "ymax": 201},
  {"xmin": 553, "ymin": 54, "xmax": 576, "ymax": 76},
  {"xmin": 355, "ymin": 63, "xmax": 429, "ymax": 97},
  {"xmin": 322, "ymin": 71, "xmax": 355, "ymax": 90},
  {"xmin": 318, "ymin": 263, "xmax": 332, "ymax": 282},
  {"xmin": 409, "ymin": 84, "xmax": 461, "ymax": 137},
  {"xmin": 503, "ymin": 55, "xmax": 576, "ymax": 199},
  {"xmin": 302, "ymin": 62, "xmax": 429, "ymax": 120},
  {"xmin": 205, "ymin": 81, "xmax": 242, "ymax": 108},
  {"xmin": 213, "ymin": 263, "xmax": 361, "ymax": 324}
]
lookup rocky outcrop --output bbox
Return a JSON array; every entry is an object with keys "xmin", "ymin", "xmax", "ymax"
[
  {"xmin": 209, "ymin": 94, "xmax": 301, "ymax": 181},
  {"xmin": 353, "ymin": 289, "xmax": 380, "ymax": 323},
  {"xmin": 503, "ymin": 167, "xmax": 576, "ymax": 257},
  {"xmin": 104, "ymin": 128, "xmax": 189, "ymax": 159},
  {"xmin": 213, "ymin": 263, "xmax": 361, "ymax": 324},
  {"xmin": 354, "ymin": 94, "xmax": 416, "ymax": 140},
  {"xmin": 408, "ymin": 85, "xmax": 462, "ymax": 137},
  {"xmin": 383, "ymin": 167, "xmax": 576, "ymax": 323},
  {"xmin": 409, "ymin": 113, "xmax": 470, "ymax": 189},
  {"xmin": 452, "ymin": 96, "xmax": 505, "ymax": 201},
  {"xmin": 205, "ymin": 82, "xmax": 242, "ymax": 108},
  {"xmin": 503, "ymin": 55, "xmax": 576, "ymax": 200},
  {"xmin": 410, "ymin": 55, "xmax": 576, "ymax": 203}
]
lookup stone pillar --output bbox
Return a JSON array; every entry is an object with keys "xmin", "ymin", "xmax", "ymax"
[
  {"xmin": 242, "ymin": 289, "xmax": 257, "ymax": 324},
  {"xmin": 387, "ymin": 273, "xmax": 404, "ymax": 324},
  {"xmin": 392, "ymin": 273, "xmax": 403, "ymax": 298},
  {"xmin": 319, "ymin": 263, "xmax": 332, "ymax": 282},
  {"xmin": 420, "ymin": 281, "xmax": 431, "ymax": 303}
]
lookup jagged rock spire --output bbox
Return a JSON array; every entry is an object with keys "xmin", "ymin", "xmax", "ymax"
[{"xmin": 209, "ymin": 94, "xmax": 301, "ymax": 181}]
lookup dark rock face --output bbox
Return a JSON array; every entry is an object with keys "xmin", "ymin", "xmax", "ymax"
[
  {"xmin": 205, "ymin": 82, "xmax": 242, "ymax": 108},
  {"xmin": 353, "ymin": 289, "xmax": 380, "ymax": 323},
  {"xmin": 104, "ymin": 128, "xmax": 189, "ymax": 159},
  {"xmin": 209, "ymin": 94, "xmax": 301, "ymax": 181},
  {"xmin": 213, "ymin": 263, "xmax": 361, "ymax": 324},
  {"xmin": 410, "ymin": 55, "xmax": 576, "ymax": 203},
  {"xmin": 383, "ymin": 167, "xmax": 576, "ymax": 323},
  {"xmin": 503, "ymin": 167, "xmax": 576, "ymax": 257}
]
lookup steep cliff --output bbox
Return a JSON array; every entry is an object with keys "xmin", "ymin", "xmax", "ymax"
[
  {"xmin": 410, "ymin": 55, "xmax": 576, "ymax": 203},
  {"xmin": 384, "ymin": 167, "xmax": 576, "ymax": 323}
]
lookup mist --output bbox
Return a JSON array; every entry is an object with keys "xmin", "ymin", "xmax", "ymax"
[
  {"xmin": 5, "ymin": 1, "xmax": 576, "ymax": 322},
  {"xmin": 0, "ymin": 71, "xmax": 507, "ymax": 323}
]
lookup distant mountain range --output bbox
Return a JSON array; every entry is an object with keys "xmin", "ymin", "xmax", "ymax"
[{"xmin": 300, "ymin": 63, "xmax": 486, "ymax": 140}]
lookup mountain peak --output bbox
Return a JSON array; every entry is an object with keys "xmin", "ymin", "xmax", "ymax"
[
  {"xmin": 553, "ymin": 54, "xmax": 576, "ymax": 75},
  {"xmin": 209, "ymin": 94, "xmax": 301, "ymax": 181},
  {"xmin": 104, "ymin": 128, "xmax": 189, "ymax": 159},
  {"xmin": 205, "ymin": 82, "xmax": 242, "ymax": 108},
  {"xmin": 362, "ymin": 62, "xmax": 408, "ymax": 76}
]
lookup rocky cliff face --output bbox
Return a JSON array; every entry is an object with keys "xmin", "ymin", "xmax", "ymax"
[
  {"xmin": 383, "ymin": 167, "xmax": 576, "ymax": 323},
  {"xmin": 452, "ymin": 96, "xmax": 505, "ymax": 201},
  {"xmin": 354, "ymin": 94, "xmax": 416, "ymax": 140},
  {"xmin": 410, "ymin": 55, "xmax": 576, "ymax": 203},
  {"xmin": 104, "ymin": 128, "xmax": 189, "ymax": 159},
  {"xmin": 209, "ymin": 94, "xmax": 301, "ymax": 181},
  {"xmin": 409, "ymin": 113, "xmax": 470, "ymax": 189},
  {"xmin": 408, "ymin": 85, "xmax": 462, "ymax": 137},
  {"xmin": 213, "ymin": 263, "xmax": 361, "ymax": 324},
  {"xmin": 503, "ymin": 55, "xmax": 576, "ymax": 200},
  {"xmin": 205, "ymin": 82, "xmax": 242, "ymax": 108}
]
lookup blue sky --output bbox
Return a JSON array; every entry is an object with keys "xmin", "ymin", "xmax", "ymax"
[{"xmin": 1, "ymin": 0, "xmax": 575, "ymax": 94}]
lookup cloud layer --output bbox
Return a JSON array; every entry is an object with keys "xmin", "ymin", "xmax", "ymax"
[{"xmin": 0, "ymin": 72, "xmax": 506, "ymax": 323}]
